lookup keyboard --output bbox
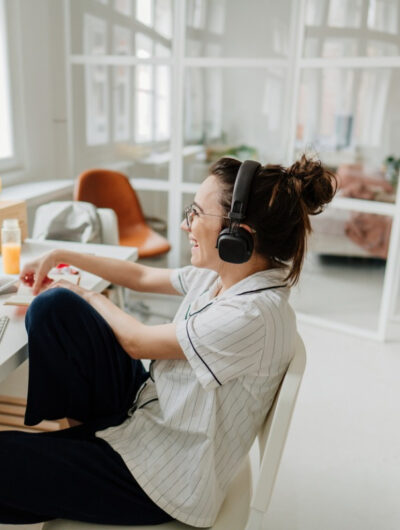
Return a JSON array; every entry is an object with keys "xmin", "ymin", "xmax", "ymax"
[{"xmin": 0, "ymin": 315, "xmax": 10, "ymax": 343}]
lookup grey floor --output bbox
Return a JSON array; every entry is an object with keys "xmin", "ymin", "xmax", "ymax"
[{"xmin": 1, "ymin": 290, "xmax": 400, "ymax": 530}]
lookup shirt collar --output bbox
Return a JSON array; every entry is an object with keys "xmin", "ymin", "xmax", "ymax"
[
  {"xmin": 211, "ymin": 267, "xmax": 289, "ymax": 300},
  {"xmin": 186, "ymin": 268, "xmax": 288, "ymax": 319}
]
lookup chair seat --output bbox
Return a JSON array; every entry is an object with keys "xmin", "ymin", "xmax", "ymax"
[
  {"xmin": 119, "ymin": 223, "xmax": 171, "ymax": 258},
  {"xmin": 42, "ymin": 457, "xmax": 251, "ymax": 530}
]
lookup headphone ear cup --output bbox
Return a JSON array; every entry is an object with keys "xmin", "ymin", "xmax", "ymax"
[{"xmin": 216, "ymin": 227, "xmax": 254, "ymax": 264}]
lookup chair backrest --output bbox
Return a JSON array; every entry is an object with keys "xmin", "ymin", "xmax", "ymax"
[
  {"xmin": 32, "ymin": 201, "xmax": 103, "ymax": 244},
  {"xmin": 74, "ymin": 169, "xmax": 147, "ymax": 237},
  {"xmin": 245, "ymin": 333, "xmax": 307, "ymax": 530},
  {"xmin": 32, "ymin": 201, "xmax": 120, "ymax": 246}
]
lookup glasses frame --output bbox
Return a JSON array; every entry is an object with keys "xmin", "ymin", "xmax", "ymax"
[{"xmin": 183, "ymin": 203, "xmax": 230, "ymax": 229}]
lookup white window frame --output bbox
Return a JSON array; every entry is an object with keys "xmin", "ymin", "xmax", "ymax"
[
  {"xmin": 0, "ymin": 0, "xmax": 24, "ymax": 173},
  {"xmin": 84, "ymin": 14, "xmax": 109, "ymax": 146}
]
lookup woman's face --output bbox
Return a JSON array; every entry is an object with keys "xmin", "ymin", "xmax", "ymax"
[{"xmin": 181, "ymin": 175, "xmax": 226, "ymax": 270}]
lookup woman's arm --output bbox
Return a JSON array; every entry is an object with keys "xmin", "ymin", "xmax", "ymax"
[
  {"xmin": 21, "ymin": 248, "xmax": 180, "ymax": 296},
  {"xmin": 88, "ymin": 289, "xmax": 184, "ymax": 360},
  {"xmin": 55, "ymin": 281, "xmax": 185, "ymax": 360}
]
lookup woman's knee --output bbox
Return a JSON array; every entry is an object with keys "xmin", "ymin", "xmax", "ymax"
[{"xmin": 25, "ymin": 288, "xmax": 86, "ymax": 332}]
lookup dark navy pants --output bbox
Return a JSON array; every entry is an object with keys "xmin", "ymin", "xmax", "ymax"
[{"xmin": 0, "ymin": 288, "xmax": 173, "ymax": 525}]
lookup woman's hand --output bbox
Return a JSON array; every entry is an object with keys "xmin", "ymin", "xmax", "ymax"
[
  {"xmin": 19, "ymin": 250, "xmax": 59, "ymax": 295},
  {"xmin": 48, "ymin": 278, "xmax": 93, "ymax": 302}
]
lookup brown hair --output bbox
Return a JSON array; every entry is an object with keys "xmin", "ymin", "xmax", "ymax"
[{"xmin": 209, "ymin": 154, "xmax": 337, "ymax": 285}]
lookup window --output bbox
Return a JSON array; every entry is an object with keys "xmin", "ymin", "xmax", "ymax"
[
  {"xmin": 136, "ymin": 0, "xmax": 153, "ymax": 26},
  {"xmin": 0, "ymin": 0, "xmax": 14, "ymax": 164},
  {"xmin": 113, "ymin": 25, "xmax": 131, "ymax": 141},
  {"xmin": 134, "ymin": 33, "xmax": 171, "ymax": 143},
  {"xmin": 84, "ymin": 14, "xmax": 109, "ymax": 145},
  {"xmin": 114, "ymin": 0, "xmax": 131, "ymax": 17}
]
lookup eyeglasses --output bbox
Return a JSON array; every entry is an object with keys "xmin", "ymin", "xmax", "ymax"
[{"xmin": 183, "ymin": 203, "xmax": 230, "ymax": 229}]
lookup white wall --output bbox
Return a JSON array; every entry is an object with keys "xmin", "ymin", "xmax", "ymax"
[{"xmin": 3, "ymin": 0, "xmax": 68, "ymax": 186}]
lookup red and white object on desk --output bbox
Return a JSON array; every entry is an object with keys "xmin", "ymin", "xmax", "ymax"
[{"xmin": 4, "ymin": 264, "xmax": 81, "ymax": 307}]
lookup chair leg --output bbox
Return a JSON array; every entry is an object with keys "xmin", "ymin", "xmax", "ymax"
[{"xmin": 115, "ymin": 286, "xmax": 125, "ymax": 310}]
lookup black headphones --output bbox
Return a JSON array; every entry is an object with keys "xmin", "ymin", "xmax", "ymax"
[{"xmin": 216, "ymin": 159, "xmax": 261, "ymax": 264}]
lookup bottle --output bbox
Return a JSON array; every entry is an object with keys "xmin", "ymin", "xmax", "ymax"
[{"xmin": 2, "ymin": 219, "xmax": 21, "ymax": 274}]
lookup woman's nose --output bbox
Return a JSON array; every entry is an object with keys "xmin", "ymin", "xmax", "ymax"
[{"xmin": 180, "ymin": 218, "xmax": 190, "ymax": 232}]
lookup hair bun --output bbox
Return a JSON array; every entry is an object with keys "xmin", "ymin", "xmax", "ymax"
[{"xmin": 287, "ymin": 154, "xmax": 337, "ymax": 215}]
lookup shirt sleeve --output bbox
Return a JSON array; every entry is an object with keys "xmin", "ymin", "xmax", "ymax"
[
  {"xmin": 170, "ymin": 266, "xmax": 197, "ymax": 295},
  {"xmin": 176, "ymin": 300, "xmax": 266, "ymax": 390},
  {"xmin": 170, "ymin": 266, "xmax": 216, "ymax": 296}
]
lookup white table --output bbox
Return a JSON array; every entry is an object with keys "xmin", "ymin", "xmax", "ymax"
[{"xmin": 0, "ymin": 239, "xmax": 138, "ymax": 384}]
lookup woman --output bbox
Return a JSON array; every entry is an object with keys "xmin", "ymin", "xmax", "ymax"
[{"xmin": 0, "ymin": 155, "xmax": 335, "ymax": 527}]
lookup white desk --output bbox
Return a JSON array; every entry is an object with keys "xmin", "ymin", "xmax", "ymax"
[{"xmin": 0, "ymin": 239, "xmax": 138, "ymax": 384}]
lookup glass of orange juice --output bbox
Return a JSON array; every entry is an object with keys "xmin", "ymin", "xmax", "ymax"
[{"xmin": 1, "ymin": 219, "xmax": 21, "ymax": 274}]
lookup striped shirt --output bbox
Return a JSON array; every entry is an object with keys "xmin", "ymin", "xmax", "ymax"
[{"xmin": 95, "ymin": 266, "xmax": 296, "ymax": 527}]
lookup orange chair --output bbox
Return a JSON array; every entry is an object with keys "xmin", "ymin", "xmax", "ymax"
[{"xmin": 74, "ymin": 169, "xmax": 171, "ymax": 258}]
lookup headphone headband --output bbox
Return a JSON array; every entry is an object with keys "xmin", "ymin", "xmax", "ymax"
[{"xmin": 229, "ymin": 160, "xmax": 261, "ymax": 222}]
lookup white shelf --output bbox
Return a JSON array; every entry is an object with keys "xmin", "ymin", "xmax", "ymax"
[
  {"xmin": 331, "ymin": 196, "xmax": 396, "ymax": 216},
  {"xmin": 1, "ymin": 180, "xmax": 74, "ymax": 207}
]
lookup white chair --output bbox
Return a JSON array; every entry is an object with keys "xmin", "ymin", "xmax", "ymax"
[
  {"xmin": 32, "ymin": 202, "xmax": 125, "ymax": 309},
  {"xmin": 43, "ymin": 334, "xmax": 306, "ymax": 530}
]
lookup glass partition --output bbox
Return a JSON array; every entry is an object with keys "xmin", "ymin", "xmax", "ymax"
[
  {"xmin": 183, "ymin": 67, "xmax": 288, "ymax": 183},
  {"xmin": 295, "ymin": 68, "xmax": 400, "ymax": 171},
  {"xmin": 304, "ymin": 0, "xmax": 400, "ymax": 57},
  {"xmin": 291, "ymin": 209, "xmax": 391, "ymax": 330},
  {"xmin": 185, "ymin": 0, "xmax": 293, "ymax": 57},
  {"xmin": 71, "ymin": 64, "xmax": 171, "ymax": 179},
  {"xmin": 70, "ymin": 0, "xmax": 173, "ymax": 56}
]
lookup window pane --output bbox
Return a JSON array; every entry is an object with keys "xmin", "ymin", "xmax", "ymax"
[
  {"xmin": 71, "ymin": 1, "xmax": 174, "ymax": 55},
  {"xmin": 368, "ymin": 0, "xmax": 398, "ymax": 34},
  {"xmin": 136, "ymin": 0, "xmax": 153, "ymax": 26},
  {"xmin": 155, "ymin": 42, "xmax": 171, "ymax": 57},
  {"xmin": 296, "ymin": 68, "xmax": 400, "ymax": 167},
  {"xmin": 156, "ymin": 65, "xmax": 169, "ymax": 97},
  {"xmin": 135, "ymin": 91, "xmax": 152, "ymax": 142},
  {"xmin": 0, "ymin": 0, "xmax": 13, "ymax": 160},
  {"xmin": 183, "ymin": 67, "xmax": 288, "ymax": 182},
  {"xmin": 136, "ymin": 33, "xmax": 152, "ymax": 58},
  {"xmin": 113, "ymin": 25, "xmax": 131, "ymax": 54},
  {"xmin": 185, "ymin": 0, "xmax": 293, "ymax": 57},
  {"xmin": 72, "ymin": 64, "xmax": 171, "ymax": 180},
  {"xmin": 137, "ymin": 65, "xmax": 153, "ymax": 91},
  {"xmin": 328, "ymin": 0, "xmax": 363, "ymax": 27},
  {"xmin": 155, "ymin": 66, "xmax": 170, "ymax": 140},
  {"xmin": 154, "ymin": 0, "xmax": 172, "ymax": 39},
  {"xmin": 292, "ymin": 225, "xmax": 389, "ymax": 331},
  {"xmin": 304, "ymin": 0, "xmax": 400, "ymax": 57},
  {"xmin": 84, "ymin": 14, "xmax": 107, "ymax": 55},
  {"xmin": 85, "ymin": 64, "xmax": 109, "ymax": 145},
  {"xmin": 114, "ymin": 0, "xmax": 131, "ymax": 16},
  {"xmin": 305, "ymin": 0, "xmax": 328, "ymax": 26},
  {"xmin": 113, "ymin": 65, "xmax": 131, "ymax": 141}
]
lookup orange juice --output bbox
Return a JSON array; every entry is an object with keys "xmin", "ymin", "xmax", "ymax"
[{"xmin": 2, "ymin": 243, "xmax": 21, "ymax": 274}]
